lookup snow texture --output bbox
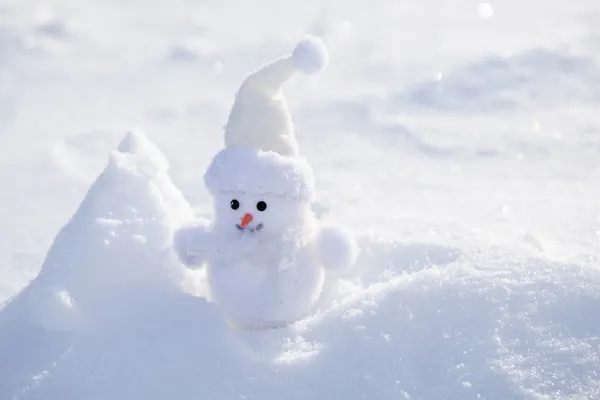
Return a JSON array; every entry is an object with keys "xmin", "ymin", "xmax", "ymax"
[
  {"xmin": 4, "ymin": 130, "xmax": 193, "ymax": 333},
  {"xmin": 2, "ymin": 0, "xmax": 600, "ymax": 398},
  {"xmin": 2, "ymin": 132, "xmax": 599, "ymax": 399}
]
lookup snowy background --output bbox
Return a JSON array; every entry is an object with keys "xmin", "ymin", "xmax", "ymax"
[{"xmin": 1, "ymin": 0, "xmax": 600, "ymax": 398}]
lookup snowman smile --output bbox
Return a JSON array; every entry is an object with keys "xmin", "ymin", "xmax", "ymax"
[
  {"xmin": 235, "ymin": 212, "xmax": 263, "ymax": 232},
  {"xmin": 236, "ymin": 223, "xmax": 264, "ymax": 232}
]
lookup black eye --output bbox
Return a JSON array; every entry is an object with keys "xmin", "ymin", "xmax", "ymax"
[
  {"xmin": 256, "ymin": 201, "xmax": 267, "ymax": 212},
  {"xmin": 230, "ymin": 199, "xmax": 240, "ymax": 210}
]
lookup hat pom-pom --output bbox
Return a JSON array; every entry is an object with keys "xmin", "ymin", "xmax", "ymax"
[{"xmin": 292, "ymin": 35, "xmax": 329, "ymax": 75}]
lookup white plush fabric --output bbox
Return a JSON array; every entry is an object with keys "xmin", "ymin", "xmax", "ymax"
[
  {"xmin": 313, "ymin": 225, "xmax": 359, "ymax": 273},
  {"xmin": 292, "ymin": 35, "xmax": 329, "ymax": 74},
  {"xmin": 203, "ymin": 146, "xmax": 315, "ymax": 200},
  {"xmin": 223, "ymin": 36, "xmax": 329, "ymax": 157}
]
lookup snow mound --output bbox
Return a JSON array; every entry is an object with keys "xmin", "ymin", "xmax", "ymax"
[
  {"xmin": 1, "ymin": 134, "xmax": 600, "ymax": 399},
  {"xmin": 0, "ymin": 128, "xmax": 194, "ymax": 333}
]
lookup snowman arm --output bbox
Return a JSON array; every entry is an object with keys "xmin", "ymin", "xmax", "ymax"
[
  {"xmin": 173, "ymin": 220, "xmax": 213, "ymax": 269},
  {"xmin": 313, "ymin": 225, "xmax": 359, "ymax": 273}
]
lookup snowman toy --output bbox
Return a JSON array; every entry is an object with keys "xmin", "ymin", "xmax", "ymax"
[{"xmin": 173, "ymin": 36, "xmax": 358, "ymax": 329}]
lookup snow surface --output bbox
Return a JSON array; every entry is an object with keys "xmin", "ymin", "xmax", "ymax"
[{"xmin": 1, "ymin": 0, "xmax": 600, "ymax": 398}]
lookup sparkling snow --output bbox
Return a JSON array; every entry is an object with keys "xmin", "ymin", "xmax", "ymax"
[{"xmin": 1, "ymin": 0, "xmax": 600, "ymax": 398}]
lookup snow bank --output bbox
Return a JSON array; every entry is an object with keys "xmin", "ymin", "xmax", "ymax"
[
  {"xmin": 25, "ymin": 128, "xmax": 196, "ymax": 330},
  {"xmin": 1, "ymin": 133, "xmax": 600, "ymax": 399},
  {"xmin": 0, "ymin": 129, "xmax": 198, "ymax": 395}
]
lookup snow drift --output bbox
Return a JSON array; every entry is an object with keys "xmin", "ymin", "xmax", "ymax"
[
  {"xmin": 395, "ymin": 48, "xmax": 600, "ymax": 112},
  {"xmin": 1, "ymin": 132, "xmax": 600, "ymax": 399}
]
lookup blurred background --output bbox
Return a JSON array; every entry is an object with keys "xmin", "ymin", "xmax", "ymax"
[{"xmin": 1, "ymin": 0, "xmax": 599, "ymax": 300}]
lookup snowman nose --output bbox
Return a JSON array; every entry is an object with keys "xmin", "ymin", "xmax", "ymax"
[{"xmin": 240, "ymin": 213, "xmax": 253, "ymax": 228}]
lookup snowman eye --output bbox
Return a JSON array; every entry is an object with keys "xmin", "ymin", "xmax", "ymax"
[
  {"xmin": 230, "ymin": 199, "xmax": 240, "ymax": 210},
  {"xmin": 256, "ymin": 201, "xmax": 267, "ymax": 212}
]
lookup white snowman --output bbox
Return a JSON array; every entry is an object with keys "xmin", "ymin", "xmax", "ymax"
[{"xmin": 174, "ymin": 36, "xmax": 358, "ymax": 329}]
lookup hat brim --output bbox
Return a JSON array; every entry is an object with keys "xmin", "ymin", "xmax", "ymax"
[{"xmin": 204, "ymin": 147, "xmax": 315, "ymax": 201}]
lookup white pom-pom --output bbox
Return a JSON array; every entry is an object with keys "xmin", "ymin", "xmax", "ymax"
[
  {"xmin": 314, "ymin": 225, "xmax": 358, "ymax": 273},
  {"xmin": 292, "ymin": 35, "xmax": 329, "ymax": 74},
  {"xmin": 173, "ymin": 220, "xmax": 212, "ymax": 269}
]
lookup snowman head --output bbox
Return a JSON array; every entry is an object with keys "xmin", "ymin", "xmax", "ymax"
[
  {"xmin": 204, "ymin": 147, "xmax": 315, "ymax": 235},
  {"xmin": 203, "ymin": 36, "xmax": 327, "ymax": 235}
]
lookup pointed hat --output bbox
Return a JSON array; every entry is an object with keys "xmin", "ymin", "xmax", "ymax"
[{"xmin": 223, "ymin": 35, "xmax": 329, "ymax": 157}]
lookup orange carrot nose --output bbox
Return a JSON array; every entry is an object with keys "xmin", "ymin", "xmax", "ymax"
[{"xmin": 240, "ymin": 213, "xmax": 253, "ymax": 228}]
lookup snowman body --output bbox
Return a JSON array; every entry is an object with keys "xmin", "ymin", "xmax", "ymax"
[
  {"xmin": 184, "ymin": 191, "xmax": 329, "ymax": 328},
  {"xmin": 207, "ymin": 245, "xmax": 325, "ymax": 329},
  {"xmin": 205, "ymin": 197, "xmax": 325, "ymax": 328},
  {"xmin": 174, "ymin": 147, "xmax": 357, "ymax": 328},
  {"xmin": 173, "ymin": 36, "xmax": 355, "ymax": 328}
]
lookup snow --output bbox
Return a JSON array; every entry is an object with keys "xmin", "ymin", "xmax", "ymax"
[
  {"xmin": 4, "ymin": 130, "xmax": 193, "ymax": 331},
  {"xmin": 1, "ymin": 0, "xmax": 600, "ymax": 398}
]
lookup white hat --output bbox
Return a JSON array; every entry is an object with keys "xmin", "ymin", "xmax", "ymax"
[
  {"xmin": 223, "ymin": 35, "xmax": 329, "ymax": 157},
  {"xmin": 204, "ymin": 146, "xmax": 315, "ymax": 201}
]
